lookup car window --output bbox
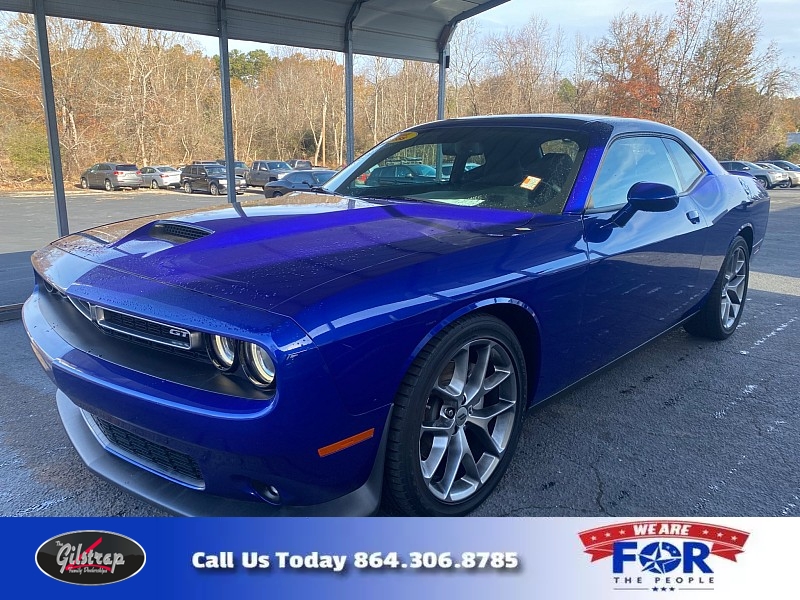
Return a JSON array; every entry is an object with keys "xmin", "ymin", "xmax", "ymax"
[
  {"xmin": 284, "ymin": 173, "xmax": 300, "ymax": 183},
  {"xmin": 663, "ymin": 138, "xmax": 704, "ymax": 192},
  {"xmin": 589, "ymin": 136, "xmax": 680, "ymax": 210},
  {"xmin": 312, "ymin": 171, "xmax": 335, "ymax": 184},
  {"xmin": 329, "ymin": 125, "xmax": 586, "ymax": 214},
  {"xmin": 141, "ymin": 167, "xmax": 152, "ymax": 174},
  {"xmin": 115, "ymin": 164, "xmax": 138, "ymax": 171},
  {"xmin": 268, "ymin": 162, "xmax": 290, "ymax": 170}
]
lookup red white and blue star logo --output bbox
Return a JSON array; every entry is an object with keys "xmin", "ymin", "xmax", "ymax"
[{"xmin": 578, "ymin": 521, "xmax": 750, "ymax": 593}]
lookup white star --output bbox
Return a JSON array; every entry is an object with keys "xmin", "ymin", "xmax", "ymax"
[
  {"xmin": 731, "ymin": 536, "xmax": 738, "ymax": 541},
  {"xmin": 702, "ymin": 529, "xmax": 709, "ymax": 535},
  {"xmin": 717, "ymin": 532, "xmax": 724, "ymax": 538},
  {"xmin": 591, "ymin": 536, "xmax": 597, "ymax": 541},
  {"xmin": 605, "ymin": 532, "xmax": 612, "ymax": 538},
  {"xmin": 619, "ymin": 529, "xmax": 626, "ymax": 535}
]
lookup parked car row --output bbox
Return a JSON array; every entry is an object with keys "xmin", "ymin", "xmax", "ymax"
[
  {"xmin": 718, "ymin": 159, "xmax": 798, "ymax": 188},
  {"xmin": 79, "ymin": 158, "xmax": 323, "ymax": 193}
]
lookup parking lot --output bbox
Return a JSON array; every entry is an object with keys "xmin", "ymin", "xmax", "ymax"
[{"xmin": 0, "ymin": 188, "xmax": 798, "ymax": 516}]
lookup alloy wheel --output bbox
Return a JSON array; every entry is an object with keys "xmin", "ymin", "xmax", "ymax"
[
  {"xmin": 418, "ymin": 338, "xmax": 518, "ymax": 503},
  {"xmin": 720, "ymin": 245, "xmax": 747, "ymax": 330}
]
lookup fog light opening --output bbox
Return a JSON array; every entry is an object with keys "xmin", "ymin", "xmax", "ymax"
[{"xmin": 253, "ymin": 481, "xmax": 281, "ymax": 504}]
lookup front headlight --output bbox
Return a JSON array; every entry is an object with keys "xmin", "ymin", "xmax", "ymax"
[
  {"xmin": 207, "ymin": 334, "xmax": 238, "ymax": 372},
  {"xmin": 242, "ymin": 342, "xmax": 276, "ymax": 388}
]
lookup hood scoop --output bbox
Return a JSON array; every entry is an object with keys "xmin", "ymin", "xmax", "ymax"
[{"xmin": 148, "ymin": 221, "xmax": 213, "ymax": 244}]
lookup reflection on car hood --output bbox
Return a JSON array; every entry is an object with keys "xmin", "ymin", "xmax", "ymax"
[{"xmin": 50, "ymin": 193, "xmax": 537, "ymax": 313}]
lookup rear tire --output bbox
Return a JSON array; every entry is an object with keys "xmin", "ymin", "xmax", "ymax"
[
  {"xmin": 272, "ymin": 191, "xmax": 282, "ymax": 197},
  {"xmin": 150, "ymin": 179, "xmax": 159, "ymax": 189},
  {"xmin": 104, "ymin": 179, "xmax": 114, "ymax": 191},
  {"xmin": 184, "ymin": 182, "xmax": 193, "ymax": 194},
  {"xmin": 684, "ymin": 236, "xmax": 750, "ymax": 340},
  {"xmin": 210, "ymin": 183, "xmax": 219, "ymax": 196}
]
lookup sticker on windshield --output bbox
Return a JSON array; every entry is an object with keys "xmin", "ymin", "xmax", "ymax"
[
  {"xmin": 386, "ymin": 131, "xmax": 418, "ymax": 143},
  {"xmin": 520, "ymin": 175, "xmax": 541, "ymax": 190}
]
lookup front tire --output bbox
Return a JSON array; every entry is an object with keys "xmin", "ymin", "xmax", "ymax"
[
  {"xmin": 384, "ymin": 314, "xmax": 527, "ymax": 516},
  {"xmin": 684, "ymin": 236, "xmax": 750, "ymax": 340}
]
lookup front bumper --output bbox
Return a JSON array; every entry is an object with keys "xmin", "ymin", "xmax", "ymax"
[
  {"xmin": 23, "ymin": 276, "xmax": 389, "ymax": 516},
  {"xmin": 55, "ymin": 389, "xmax": 387, "ymax": 516}
]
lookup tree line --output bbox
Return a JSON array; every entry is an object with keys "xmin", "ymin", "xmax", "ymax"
[{"xmin": 0, "ymin": 0, "xmax": 798, "ymax": 186}]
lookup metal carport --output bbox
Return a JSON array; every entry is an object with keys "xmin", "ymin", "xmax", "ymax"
[{"xmin": 0, "ymin": 0, "xmax": 509, "ymax": 236}]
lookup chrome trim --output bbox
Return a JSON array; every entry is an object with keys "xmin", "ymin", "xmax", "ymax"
[{"xmin": 91, "ymin": 305, "xmax": 203, "ymax": 350}]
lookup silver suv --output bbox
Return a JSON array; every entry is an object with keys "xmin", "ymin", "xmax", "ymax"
[
  {"xmin": 80, "ymin": 163, "xmax": 143, "ymax": 191},
  {"xmin": 719, "ymin": 160, "xmax": 789, "ymax": 189}
]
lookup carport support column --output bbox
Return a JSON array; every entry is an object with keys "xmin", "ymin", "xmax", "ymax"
[
  {"xmin": 34, "ymin": 0, "xmax": 69, "ymax": 236},
  {"xmin": 217, "ymin": 0, "xmax": 237, "ymax": 203},
  {"xmin": 345, "ymin": 1, "xmax": 364, "ymax": 166},
  {"xmin": 437, "ymin": 45, "xmax": 448, "ymax": 121}
]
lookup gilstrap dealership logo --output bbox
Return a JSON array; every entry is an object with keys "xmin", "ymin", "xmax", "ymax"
[
  {"xmin": 35, "ymin": 531, "xmax": 146, "ymax": 585},
  {"xmin": 578, "ymin": 521, "xmax": 749, "ymax": 593}
]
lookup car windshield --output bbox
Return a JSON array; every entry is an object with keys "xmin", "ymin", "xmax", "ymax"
[
  {"xmin": 206, "ymin": 166, "xmax": 225, "ymax": 174},
  {"xmin": 268, "ymin": 162, "xmax": 290, "ymax": 170},
  {"xmin": 327, "ymin": 125, "xmax": 587, "ymax": 214},
  {"xmin": 311, "ymin": 170, "xmax": 335, "ymax": 184},
  {"xmin": 235, "ymin": 162, "xmax": 246, "ymax": 168}
]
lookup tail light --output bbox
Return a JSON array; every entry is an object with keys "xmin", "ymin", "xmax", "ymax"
[
  {"xmin": 136, "ymin": 170, "xmax": 142, "ymax": 175},
  {"xmin": 113, "ymin": 170, "xmax": 122, "ymax": 175}
]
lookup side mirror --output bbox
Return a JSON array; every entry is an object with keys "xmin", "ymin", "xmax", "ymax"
[
  {"xmin": 627, "ymin": 182, "xmax": 679, "ymax": 213},
  {"xmin": 610, "ymin": 182, "xmax": 679, "ymax": 228}
]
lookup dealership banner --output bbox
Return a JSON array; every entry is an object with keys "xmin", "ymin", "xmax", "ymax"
[{"xmin": 0, "ymin": 518, "xmax": 793, "ymax": 598}]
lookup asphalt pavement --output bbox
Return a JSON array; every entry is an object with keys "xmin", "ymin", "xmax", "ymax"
[{"xmin": 0, "ymin": 188, "xmax": 798, "ymax": 517}]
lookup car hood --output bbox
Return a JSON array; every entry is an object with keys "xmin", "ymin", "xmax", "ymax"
[{"xmin": 47, "ymin": 193, "xmax": 538, "ymax": 314}]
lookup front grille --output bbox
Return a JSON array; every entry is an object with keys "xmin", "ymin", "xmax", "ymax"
[
  {"xmin": 94, "ymin": 306, "xmax": 199, "ymax": 350},
  {"xmin": 91, "ymin": 415, "xmax": 204, "ymax": 488},
  {"xmin": 149, "ymin": 221, "xmax": 212, "ymax": 243}
]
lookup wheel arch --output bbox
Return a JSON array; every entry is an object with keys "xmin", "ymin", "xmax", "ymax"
[
  {"xmin": 404, "ymin": 298, "xmax": 542, "ymax": 407},
  {"xmin": 736, "ymin": 224, "xmax": 753, "ymax": 253}
]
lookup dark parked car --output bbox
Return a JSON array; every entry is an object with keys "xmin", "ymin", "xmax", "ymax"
[
  {"xmin": 246, "ymin": 160, "xmax": 292, "ymax": 187},
  {"xmin": 80, "ymin": 163, "xmax": 142, "ymax": 191},
  {"xmin": 24, "ymin": 115, "xmax": 768, "ymax": 517},
  {"xmin": 181, "ymin": 163, "xmax": 247, "ymax": 195},
  {"xmin": 365, "ymin": 163, "xmax": 437, "ymax": 185},
  {"xmin": 263, "ymin": 169, "xmax": 336, "ymax": 197},
  {"xmin": 718, "ymin": 160, "xmax": 788, "ymax": 189},
  {"xmin": 286, "ymin": 159, "xmax": 313, "ymax": 170},
  {"xmin": 216, "ymin": 160, "xmax": 250, "ymax": 177}
]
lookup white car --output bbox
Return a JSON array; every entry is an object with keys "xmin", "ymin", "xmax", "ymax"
[{"xmin": 140, "ymin": 166, "xmax": 182, "ymax": 189}]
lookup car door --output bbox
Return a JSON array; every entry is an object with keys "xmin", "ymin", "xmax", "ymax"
[
  {"xmin": 579, "ymin": 134, "xmax": 707, "ymax": 371},
  {"xmin": 90, "ymin": 164, "xmax": 105, "ymax": 187}
]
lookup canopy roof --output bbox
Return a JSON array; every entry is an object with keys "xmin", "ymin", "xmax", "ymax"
[{"xmin": 1, "ymin": 0, "xmax": 509, "ymax": 62}]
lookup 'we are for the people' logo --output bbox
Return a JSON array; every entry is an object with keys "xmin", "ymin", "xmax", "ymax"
[{"xmin": 578, "ymin": 521, "xmax": 749, "ymax": 593}]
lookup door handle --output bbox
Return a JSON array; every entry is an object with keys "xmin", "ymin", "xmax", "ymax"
[{"xmin": 686, "ymin": 210, "xmax": 700, "ymax": 225}]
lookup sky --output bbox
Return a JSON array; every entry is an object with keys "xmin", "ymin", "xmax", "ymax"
[
  {"xmin": 204, "ymin": 0, "xmax": 800, "ymax": 77},
  {"xmin": 472, "ymin": 0, "xmax": 800, "ymax": 71}
]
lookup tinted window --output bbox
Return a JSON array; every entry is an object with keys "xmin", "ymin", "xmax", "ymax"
[
  {"xmin": 663, "ymin": 138, "xmax": 703, "ymax": 191},
  {"xmin": 329, "ymin": 125, "xmax": 586, "ymax": 214},
  {"xmin": 312, "ymin": 171, "xmax": 335, "ymax": 184},
  {"xmin": 115, "ymin": 164, "xmax": 138, "ymax": 171},
  {"xmin": 589, "ymin": 136, "xmax": 680, "ymax": 210}
]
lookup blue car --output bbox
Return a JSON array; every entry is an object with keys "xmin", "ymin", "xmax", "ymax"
[{"xmin": 23, "ymin": 115, "xmax": 769, "ymax": 516}]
